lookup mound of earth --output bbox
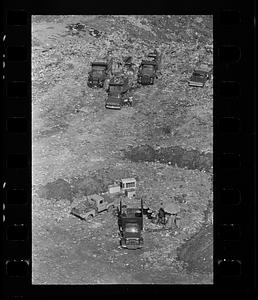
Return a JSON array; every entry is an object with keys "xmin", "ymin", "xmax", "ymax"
[
  {"xmin": 177, "ymin": 224, "xmax": 213, "ymax": 273},
  {"xmin": 36, "ymin": 178, "xmax": 73, "ymax": 202}
]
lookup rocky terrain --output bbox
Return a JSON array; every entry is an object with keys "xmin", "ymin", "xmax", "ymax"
[{"xmin": 32, "ymin": 15, "xmax": 213, "ymax": 284}]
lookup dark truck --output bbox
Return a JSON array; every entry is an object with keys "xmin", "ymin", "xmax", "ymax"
[
  {"xmin": 137, "ymin": 50, "xmax": 161, "ymax": 85},
  {"xmin": 105, "ymin": 75, "xmax": 132, "ymax": 109},
  {"xmin": 188, "ymin": 64, "xmax": 213, "ymax": 87},
  {"xmin": 87, "ymin": 57, "xmax": 113, "ymax": 88},
  {"xmin": 118, "ymin": 199, "xmax": 143, "ymax": 249}
]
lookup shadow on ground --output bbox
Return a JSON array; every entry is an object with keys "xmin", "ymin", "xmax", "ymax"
[{"xmin": 123, "ymin": 144, "xmax": 212, "ymax": 171}]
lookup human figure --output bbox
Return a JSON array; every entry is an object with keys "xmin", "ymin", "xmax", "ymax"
[
  {"xmin": 128, "ymin": 96, "xmax": 133, "ymax": 107},
  {"xmin": 158, "ymin": 203, "xmax": 166, "ymax": 225},
  {"xmin": 175, "ymin": 215, "xmax": 181, "ymax": 228},
  {"xmin": 166, "ymin": 213, "xmax": 181, "ymax": 229},
  {"xmin": 166, "ymin": 214, "xmax": 175, "ymax": 229},
  {"xmin": 121, "ymin": 204, "xmax": 127, "ymax": 216}
]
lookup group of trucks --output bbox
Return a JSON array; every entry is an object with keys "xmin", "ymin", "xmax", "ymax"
[
  {"xmin": 71, "ymin": 176, "xmax": 183, "ymax": 250},
  {"xmin": 87, "ymin": 51, "xmax": 212, "ymax": 107},
  {"xmin": 70, "ymin": 177, "xmax": 144, "ymax": 249},
  {"xmin": 79, "ymin": 50, "xmax": 213, "ymax": 249},
  {"xmin": 87, "ymin": 50, "xmax": 163, "ymax": 109},
  {"xmin": 71, "ymin": 178, "xmax": 137, "ymax": 221}
]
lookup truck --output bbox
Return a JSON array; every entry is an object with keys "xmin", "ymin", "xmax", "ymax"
[
  {"xmin": 118, "ymin": 198, "xmax": 144, "ymax": 249},
  {"xmin": 137, "ymin": 50, "xmax": 161, "ymax": 85},
  {"xmin": 87, "ymin": 56, "xmax": 113, "ymax": 88},
  {"xmin": 188, "ymin": 64, "xmax": 213, "ymax": 87},
  {"xmin": 105, "ymin": 74, "xmax": 133, "ymax": 109},
  {"xmin": 70, "ymin": 194, "xmax": 115, "ymax": 221}
]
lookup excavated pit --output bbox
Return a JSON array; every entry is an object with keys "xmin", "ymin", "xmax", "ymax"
[
  {"xmin": 36, "ymin": 168, "xmax": 140, "ymax": 202},
  {"xmin": 36, "ymin": 145, "xmax": 212, "ymax": 202},
  {"xmin": 123, "ymin": 144, "xmax": 212, "ymax": 172}
]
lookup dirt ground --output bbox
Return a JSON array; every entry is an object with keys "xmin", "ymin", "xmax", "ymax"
[{"xmin": 32, "ymin": 15, "xmax": 213, "ymax": 284}]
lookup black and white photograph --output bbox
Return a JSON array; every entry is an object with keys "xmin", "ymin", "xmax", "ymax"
[{"xmin": 32, "ymin": 15, "xmax": 213, "ymax": 284}]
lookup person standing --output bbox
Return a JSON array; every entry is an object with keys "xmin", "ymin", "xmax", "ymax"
[
  {"xmin": 166, "ymin": 213, "xmax": 181, "ymax": 229},
  {"xmin": 158, "ymin": 203, "xmax": 166, "ymax": 225}
]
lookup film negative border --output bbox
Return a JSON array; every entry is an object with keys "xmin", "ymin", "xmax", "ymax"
[
  {"xmin": 214, "ymin": 5, "xmax": 255, "ymax": 292},
  {"xmin": 2, "ymin": 2, "xmax": 256, "ymax": 298},
  {"xmin": 3, "ymin": 8, "xmax": 31, "ymax": 299}
]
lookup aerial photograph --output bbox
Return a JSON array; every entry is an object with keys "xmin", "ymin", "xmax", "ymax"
[{"xmin": 32, "ymin": 15, "xmax": 213, "ymax": 284}]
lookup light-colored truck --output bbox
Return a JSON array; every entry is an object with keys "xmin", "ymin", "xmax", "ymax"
[
  {"xmin": 70, "ymin": 194, "xmax": 115, "ymax": 221},
  {"xmin": 188, "ymin": 64, "xmax": 213, "ymax": 87}
]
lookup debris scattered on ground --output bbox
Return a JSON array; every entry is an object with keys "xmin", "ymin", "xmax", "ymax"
[
  {"xmin": 32, "ymin": 15, "xmax": 213, "ymax": 284},
  {"xmin": 89, "ymin": 28, "xmax": 102, "ymax": 38},
  {"xmin": 66, "ymin": 22, "xmax": 87, "ymax": 33}
]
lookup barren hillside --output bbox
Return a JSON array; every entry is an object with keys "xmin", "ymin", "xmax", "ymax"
[{"xmin": 32, "ymin": 15, "xmax": 213, "ymax": 284}]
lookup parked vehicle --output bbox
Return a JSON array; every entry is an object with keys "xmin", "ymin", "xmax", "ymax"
[
  {"xmin": 188, "ymin": 64, "xmax": 212, "ymax": 87},
  {"xmin": 105, "ymin": 74, "xmax": 133, "ymax": 109},
  {"xmin": 137, "ymin": 50, "xmax": 161, "ymax": 85},
  {"xmin": 70, "ymin": 194, "xmax": 115, "ymax": 221},
  {"xmin": 118, "ymin": 198, "xmax": 144, "ymax": 249},
  {"xmin": 87, "ymin": 57, "xmax": 113, "ymax": 88}
]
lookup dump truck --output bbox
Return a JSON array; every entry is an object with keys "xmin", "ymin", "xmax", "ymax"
[
  {"xmin": 188, "ymin": 64, "xmax": 213, "ymax": 87},
  {"xmin": 105, "ymin": 74, "xmax": 133, "ymax": 109},
  {"xmin": 118, "ymin": 198, "xmax": 144, "ymax": 249},
  {"xmin": 70, "ymin": 194, "xmax": 115, "ymax": 221},
  {"xmin": 137, "ymin": 50, "xmax": 161, "ymax": 85},
  {"xmin": 87, "ymin": 56, "xmax": 113, "ymax": 88}
]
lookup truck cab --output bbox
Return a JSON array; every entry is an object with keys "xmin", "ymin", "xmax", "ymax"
[
  {"xmin": 137, "ymin": 60, "xmax": 158, "ymax": 85},
  {"xmin": 137, "ymin": 50, "xmax": 161, "ymax": 85},
  {"xmin": 105, "ymin": 75, "xmax": 131, "ymax": 109},
  {"xmin": 118, "ymin": 199, "xmax": 144, "ymax": 249},
  {"xmin": 88, "ymin": 57, "xmax": 113, "ymax": 88}
]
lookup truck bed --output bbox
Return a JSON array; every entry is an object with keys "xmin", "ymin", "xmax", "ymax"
[{"xmin": 71, "ymin": 200, "xmax": 95, "ymax": 216}]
